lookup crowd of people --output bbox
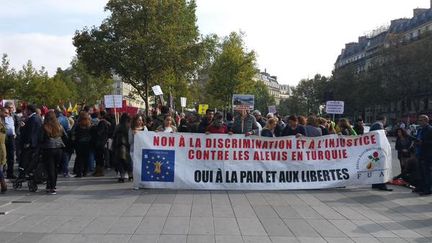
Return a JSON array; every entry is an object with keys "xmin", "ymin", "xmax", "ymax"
[{"xmin": 0, "ymin": 101, "xmax": 431, "ymax": 196}]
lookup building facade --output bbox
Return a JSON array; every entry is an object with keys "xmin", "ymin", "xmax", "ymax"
[
  {"xmin": 112, "ymin": 75, "xmax": 146, "ymax": 109},
  {"xmin": 334, "ymin": 4, "xmax": 432, "ymax": 123},
  {"xmin": 254, "ymin": 69, "xmax": 291, "ymax": 105}
]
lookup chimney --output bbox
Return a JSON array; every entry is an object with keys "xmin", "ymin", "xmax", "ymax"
[{"xmin": 413, "ymin": 8, "xmax": 428, "ymax": 16}]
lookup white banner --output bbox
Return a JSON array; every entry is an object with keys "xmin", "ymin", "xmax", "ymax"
[{"xmin": 133, "ymin": 131, "xmax": 392, "ymax": 190}]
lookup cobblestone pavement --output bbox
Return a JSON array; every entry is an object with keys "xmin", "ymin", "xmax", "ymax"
[{"xmin": 0, "ymin": 140, "xmax": 431, "ymax": 243}]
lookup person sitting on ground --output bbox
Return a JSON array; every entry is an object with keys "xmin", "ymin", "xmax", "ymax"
[
  {"xmin": 261, "ymin": 118, "xmax": 277, "ymax": 137},
  {"xmin": 206, "ymin": 112, "xmax": 228, "ymax": 134}
]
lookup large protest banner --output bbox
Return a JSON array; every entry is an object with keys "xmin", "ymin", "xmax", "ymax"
[{"xmin": 133, "ymin": 131, "xmax": 392, "ymax": 190}]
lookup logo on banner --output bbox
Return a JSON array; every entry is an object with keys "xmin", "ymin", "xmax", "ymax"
[
  {"xmin": 142, "ymin": 149, "xmax": 175, "ymax": 182},
  {"xmin": 356, "ymin": 148, "xmax": 385, "ymax": 172}
]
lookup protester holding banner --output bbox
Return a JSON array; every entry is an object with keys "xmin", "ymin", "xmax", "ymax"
[
  {"xmin": 261, "ymin": 118, "xmax": 277, "ymax": 137},
  {"xmin": 338, "ymin": 118, "xmax": 357, "ymax": 136},
  {"xmin": 198, "ymin": 109, "xmax": 214, "ymax": 133},
  {"xmin": 304, "ymin": 116, "xmax": 322, "ymax": 137},
  {"xmin": 113, "ymin": 113, "xmax": 133, "ymax": 182},
  {"xmin": 231, "ymin": 110, "xmax": 258, "ymax": 136},
  {"xmin": 206, "ymin": 112, "xmax": 228, "ymax": 134},
  {"xmin": 370, "ymin": 115, "xmax": 393, "ymax": 191},
  {"xmin": 157, "ymin": 115, "xmax": 177, "ymax": 133},
  {"xmin": 282, "ymin": 115, "xmax": 306, "ymax": 137}
]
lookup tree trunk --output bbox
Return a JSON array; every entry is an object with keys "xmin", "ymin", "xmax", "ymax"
[{"xmin": 145, "ymin": 76, "xmax": 149, "ymax": 116}]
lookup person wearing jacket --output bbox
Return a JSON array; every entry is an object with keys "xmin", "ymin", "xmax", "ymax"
[
  {"xmin": 394, "ymin": 128, "xmax": 414, "ymax": 180},
  {"xmin": 157, "ymin": 115, "xmax": 177, "ymax": 133},
  {"xmin": 338, "ymin": 118, "xmax": 357, "ymax": 136},
  {"xmin": 261, "ymin": 118, "xmax": 277, "ymax": 137},
  {"xmin": 206, "ymin": 112, "xmax": 228, "ymax": 134},
  {"xmin": 198, "ymin": 109, "xmax": 214, "ymax": 133},
  {"xmin": 39, "ymin": 111, "xmax": 66, "ymax": 195},
  {"xmin": 71, "ymin": 111, "xmax": 92, "ymax": 178},
  {"xmin": 113, "ymin": 113, "xmax": 132, "ymax": 182},
  {"xmin": 19, "ymin": 104, "xmax": 42, "ymax": 179},
  {"xmin": 0, "ymin": 108, "xmax": 8, "ymax": 193},
  {"xmin": 231, "ymin": 110, "xmax": 258, "ymax": 136},
  {"xmin": 416, "ymin": 115, "xmax": 432, "ymax": 196},
  {"xmin": 91, "ymin": 111, "xmax": 112, "ymax": 177}
]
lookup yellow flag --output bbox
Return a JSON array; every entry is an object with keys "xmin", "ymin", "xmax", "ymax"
[
  {"xmin": 72, "ymin": 104, "xmax": 78, "ymax": 114},
  {"xmin": 67, "ymin": 102, "xmax": 73, "ymax": 113}
]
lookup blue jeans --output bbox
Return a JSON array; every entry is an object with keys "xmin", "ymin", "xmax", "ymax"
[
  {"xmin": 88, "ymin": 151, "xmax": 95, "ymax": 172},
  {"xmin": 62, "ymin": 151, "xmax": 71, "ymax": 175},
  {"xmin": 0, "ymin": 165, "xmax": 4, "ymax": 180}
]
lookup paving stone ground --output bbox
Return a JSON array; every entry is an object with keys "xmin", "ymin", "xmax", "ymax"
[{"xmin": 0, "ymin": 140, "xmax": 431, "ymax": 243}]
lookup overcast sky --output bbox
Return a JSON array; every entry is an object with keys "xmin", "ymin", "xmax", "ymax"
[{"xmin": 0, "ymin": 0, "xmax": 429, "ymax": 85}]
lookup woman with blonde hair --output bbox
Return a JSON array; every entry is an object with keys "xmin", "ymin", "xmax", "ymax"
[
  {"xmin": 157, "ymin": 115, "xmax": 177, "ymax": 133},
  {"xmin": 261, "ymin": 118, "xmax": 277, "ymax": 137}
]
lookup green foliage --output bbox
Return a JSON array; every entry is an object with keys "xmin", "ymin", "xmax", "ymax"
[
  {"xmin": 14, "ymin": 61, "xmax": 73, "ymax": 107},
  {"xmin": 251, "ymin": 81, "xmax": 275, "ymax": 114},
  {"xmin": 0, "ymin": 54, "xmax": 17, "ymax": 99},
  {"xmin": 206, "ymin": 32, "xmax": 257, "ymax": 109},
  {"xmin": 73, "ymin": 0, "xmax": 202, "ymax": 111},
  {"xmin": 278, "ymin": 74, "xmax": 329, "ymax": 116},
  {"xmin": 54, "ymin": 59, "xmax": 113, "ymax": 105},
  {"xmin": 0, "ymin": 54, "xmax": 113, "ymax": 108}
]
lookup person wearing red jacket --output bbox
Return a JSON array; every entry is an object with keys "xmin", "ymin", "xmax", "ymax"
[{"xmin": 206, "ymin": 112, "xmax": 228, "ymax": 134}]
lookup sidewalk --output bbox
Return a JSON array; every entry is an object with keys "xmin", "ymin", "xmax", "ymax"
[{"xmin": 0, "ymin": 173, "xmax": 432, "ymax": 243}]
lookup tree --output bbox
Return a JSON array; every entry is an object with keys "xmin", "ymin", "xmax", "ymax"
[
  {"xmin": 0, "ymin": 54, "xmax": 17, "ymax": 99},
  {"xmin": 73, "ymin": 0, "xmax": 202, "ymax": 113},
  {"xmin": 53, "ymin": 59, "xmax": 114, "ymax": 105},
  {"xmin": 15, "ymin": 61, "xmax": 73, "ymax": 107},
  {"xmin": 251, "ymin": 81, "xmax": 275, "ymax": 114},
  {"xmin": 206, "ymin": 32, "xmax": 257, "ymax": 110}
]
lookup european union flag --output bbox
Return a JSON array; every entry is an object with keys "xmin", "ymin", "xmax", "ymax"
[{"xmin": 142, "ymin": 149, "xmax": 175, "ymax": 182}]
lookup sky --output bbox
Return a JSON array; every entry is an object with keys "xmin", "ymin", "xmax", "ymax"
[{"xmin": 0, "ymin": 0, "xmax": 429, "ymax": 85}]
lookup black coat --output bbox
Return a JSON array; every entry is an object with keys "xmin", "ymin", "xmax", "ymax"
[
  {"xmin": 419, "ymin": 125, "xmax": 432, "ymax": 160},
  {"xmin": 21, "ymin": 114, "xmax": 42, "ymax": 148}
]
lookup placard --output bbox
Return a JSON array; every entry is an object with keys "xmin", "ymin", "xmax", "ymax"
[
  {"xmin": 232, "ymin": 94, "xmax": 254, "ymax": 111},
  {"xmin": 326, "ymin": 101, "xmax": 344, "ymax": 114},
  {"xmin": 104, "ymin": 95, "xmax": 123, "ymax": 108}
]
